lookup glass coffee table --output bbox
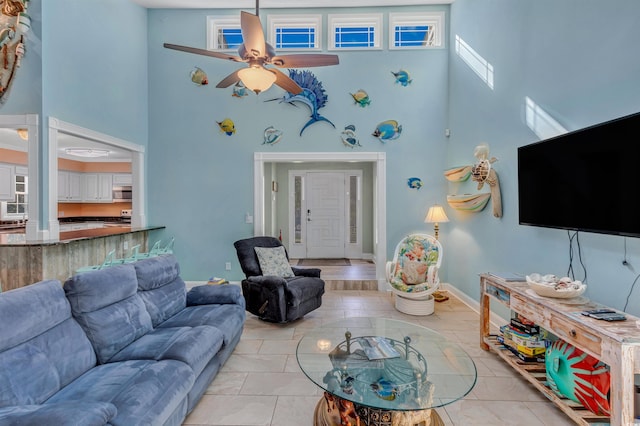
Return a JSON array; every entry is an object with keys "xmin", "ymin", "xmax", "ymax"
[{"xmin": 296, "ymin": 317, "xmax": 477, "ymax": 426}]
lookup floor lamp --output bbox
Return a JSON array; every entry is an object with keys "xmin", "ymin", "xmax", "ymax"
[{"xmin": 425, "ymin": 204, "xmax": 450, "ymax": 302}]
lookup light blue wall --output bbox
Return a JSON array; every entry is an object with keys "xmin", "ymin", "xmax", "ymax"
[
  {"xmin": 2, "ymin": 0, "xmax": 148, "ymax": 225},
  {"xmin": 447, "ymin": 0, "xmax": 640, "ymax": 315},
  {"xmin": 42, "ymin": 0, "xmax": 148, "ymax": 143},
  {"xmin": 146, "ymin": 6, "xmax": 451, "ymax": 281}
]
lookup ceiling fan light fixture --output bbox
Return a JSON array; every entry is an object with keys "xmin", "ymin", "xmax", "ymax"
[
  {"xmin": 16, "ymin": 128, "xmax": 28, "ymax": 140},
  {"xmin": 65, "ymin": 148, "xmax": 110, "ymax": 158},
  {"xmin": 238, "ymin": 66, "xmax": 276, "ymax": 94}
]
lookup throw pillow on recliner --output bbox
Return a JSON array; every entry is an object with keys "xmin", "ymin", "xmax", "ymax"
[{"xmin": 254, "ymin": 246, "xmax": 294, "ymax": 277}]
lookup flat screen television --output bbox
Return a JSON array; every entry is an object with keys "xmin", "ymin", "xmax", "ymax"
[{"xmin": 518, "ymin": 111, "xmax": 640, "ymax": 238}]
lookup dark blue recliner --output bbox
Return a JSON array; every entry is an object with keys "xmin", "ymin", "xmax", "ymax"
[{"xmin": 234, "ymin": 236, "xmax": 325, "ymax": 323}]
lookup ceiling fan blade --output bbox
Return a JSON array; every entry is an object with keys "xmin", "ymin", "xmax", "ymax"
[
  {"xmin": 163, "ymin": 43, "xmax": 244, "ymax": 62},
  {"xmin": 269, "ymin": 68, "xmax": 303, "ymax": 95},
  {"xmin": 270, "ymin": 54, "xmax": 340, "ymax": 68},
  {"xmin": 240, "ymin": 11, "xmax": 267, "ymax": 58},
  {"xmin": 215, "ymin": 70, "xmax": 242, "ymax": 88}
]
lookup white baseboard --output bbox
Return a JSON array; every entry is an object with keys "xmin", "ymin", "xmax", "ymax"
[
  {"xmin": 441, "ymin": 282, "xmax": 507, "ymax": 329},
  {"xmin": 185, "ymin": 281, "xmax": 241, "ymax": 290}
]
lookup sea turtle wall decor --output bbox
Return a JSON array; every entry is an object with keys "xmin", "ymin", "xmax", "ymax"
[
  {"xmin": 0, "ymin": 0, "xmax": 30, "ymax": 105},
  {"xmin": 471, "ymin": 143, "xmax": 502, "ymax": 217}
]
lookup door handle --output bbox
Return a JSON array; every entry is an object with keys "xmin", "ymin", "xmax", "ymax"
[{"xmin": 307, "ymin": 209, "xmax": 311, "ymax": 222}]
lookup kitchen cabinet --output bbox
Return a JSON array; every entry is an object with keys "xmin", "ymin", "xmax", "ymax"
[
  {"xmin": 113, "ymin": 173, "xmax": 132, "ymax": 185},
  {"xmin": 0, "ymin": 164, "xmax": 14, "ymax": 201},
  {"xmin": 83, "ymin": 173, "xmax": 113, "ymax": 202},
  {"xmin": 58, "ymin": 171, "xmax": 82, "ymax": 202}
]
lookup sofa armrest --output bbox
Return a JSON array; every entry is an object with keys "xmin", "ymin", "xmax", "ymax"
[
  {"xmin": 0, "ymin": 402, "xmax": 117, "ymax": 426},
  {"xmin": 187, "ymin": 284, "xmax": 244, "ymax": 307},
  {"xmin": 291, "ymin": 267, "xmax": 321, "ymax": 278}
]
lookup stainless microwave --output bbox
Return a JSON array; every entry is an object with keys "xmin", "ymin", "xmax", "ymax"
[{"xmin": 112, "ymin": 186, "xmax": 132, "ymax": 202}]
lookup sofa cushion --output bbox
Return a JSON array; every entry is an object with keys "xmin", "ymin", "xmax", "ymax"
[
  {"xmin": 47, "ymin": 359, "xmax": 194, "ymax": 426},
  {"xmin": 108, "ymin": 325, "xmax": 224, "ymax": 377},
  {"xmin": 158, "ymin": 304, "xmax": 245, "ymax": 347},
  {"xmin": 64, "ymin": 264, "xmax": 154, "ymax": 364},
  {"xmin": 0, "ymin": 401, "xmax": 117, "ymax": 426},
  {"xmin": 284, "ymin": 276, "xmax": 325, "ymax": 307},
  {"xmin": 134, "ymin": 254, "xmax": 187, "ymax": 327},
  {"xmin": 254, "ymin": 246, "xmax": 294, "ymax": 277},
  {"xmin": 0, "ymin": 280, "xmax": 97, "ymax": 407}
]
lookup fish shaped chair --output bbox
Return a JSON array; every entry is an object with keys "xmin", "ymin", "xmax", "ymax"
[
  {"xmin": 234, "ymin": 236, "xmax": 325, "ymax": 323},
  {"xmin": 386, "ymin": 233, "xmax": 442, "ymax": 315}
]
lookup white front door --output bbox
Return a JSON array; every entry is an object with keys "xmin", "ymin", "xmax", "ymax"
[{"xmin": 306, "ymin": 172, "xmax": 345, "ymax": 258}]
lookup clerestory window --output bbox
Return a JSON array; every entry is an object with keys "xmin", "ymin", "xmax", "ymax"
[
  {"xmin": 268, "ymin": 15, "xmax": 322, "ymax": 50},
  {"xmin": 328, "ymin": 14, "xmax": 383, "ymax": 50},
  {"xmin": 389, "ymin": 12, "xmax": 445, "ymax": 49},
  {"xmin": 207, "ymin": 16, "xmax": 243, "ymax": 51}
]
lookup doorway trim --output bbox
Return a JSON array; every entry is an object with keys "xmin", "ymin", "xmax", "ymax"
[
  {"xmin": 253, "ymin": 152, "xmax": 387, "ymax": 291},
  {"xmin": 48, "ymin": 117, "xmax": 146, "ymax": 240}
]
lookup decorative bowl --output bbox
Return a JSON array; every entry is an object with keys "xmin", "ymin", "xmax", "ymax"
[{"xmin": 525, "ymin": 273, "xmax": 587, "ymax": 299}]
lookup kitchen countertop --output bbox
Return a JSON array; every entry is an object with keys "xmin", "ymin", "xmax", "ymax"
[
  {"xmin": 58, "ymin": 216, "xmax": 130, "ymax": 224},
  {"xmin": 0, "ymin": 225, "xmax": 165, "ymax": 246}
]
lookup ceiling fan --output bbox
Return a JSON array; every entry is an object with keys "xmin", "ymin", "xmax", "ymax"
[{"xmin": 163, "ymin": 0, "xmax": 339, "ymax": 94}]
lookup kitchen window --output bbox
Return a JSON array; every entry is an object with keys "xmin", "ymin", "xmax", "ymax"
[{"xmin": 1, "ymin": 173, "xmax": 27, "ymax": 220}]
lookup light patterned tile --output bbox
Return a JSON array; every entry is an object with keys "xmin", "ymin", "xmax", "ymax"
[
  {"xmin": 271, "ymin": 396, "xmax": 320, "ymax": 426},
  {"xmin": 442, "ymin": 399, "xmax": 569, "ymax": 426},
  {"xmin": 185, "ymin": 284, "xmax": 580, "ymax": 426},
  {"xmin": 259, "ymin": 339, "xmax": 299, "ymax": 355},
  {"xmin": 183, "ymin": 395, "xmax": 276, "ymax": 425},
  {"xmin": 204, "ymin": 372, "xmax": 247, "ymax": 395},
  {"xmin": 221, "ymin": 354, "xmax": 287, "ymax": 373},
  {"xmin": 240, "ymin": 372, "xmax": 318, "ymax": 396}
]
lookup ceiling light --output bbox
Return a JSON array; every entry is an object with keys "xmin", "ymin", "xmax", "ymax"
[
  {"xmin": 65, "ymin": 148, "xmax": 110, "ymax": 158},
  {"xmin": 238, "ymin": 66, "xmax": 276, "ymax": 94},
  {"xmin": 16, "ymin": 128, "xmax": 28, "ymax": 140}
]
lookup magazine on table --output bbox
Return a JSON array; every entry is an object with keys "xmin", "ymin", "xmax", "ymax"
[{"xmin": 361, "ymin": 337, "xmax": 401, "ymax": 360}]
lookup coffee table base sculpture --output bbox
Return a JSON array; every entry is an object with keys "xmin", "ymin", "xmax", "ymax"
[{"xmin": 314, "ymin": 392, "xmax": 444, "ymax": 426}]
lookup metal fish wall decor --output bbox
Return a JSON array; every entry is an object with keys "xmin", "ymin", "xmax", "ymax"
[
  {"xmin": 407, "ymin": 177, "xmax": 423, "ymax": 190},
  {"xmin": 350, "ymin": 89, "xmax": 371, "ymax": 108},
  {"xmin": 262, "ymin": 126, "xmax": 283, "ymax": 145},
  {"xmin": 266, "ymin": 70, "xmax": 335, "ymax": 136},
  {"xmin": 232, "ymin": 82, "xmax": 248, "ymax": 98},
  {"xmin": 373, "ymin": 120, "xmax": 403, "ymax": 142},
  {"xmin": 217, "ymin": 118, "xmax": 236, "ymax": 136},
  {"xmin": 391, "ymin": 69, "xmax": 412, "ymax": 87},
  {"xmin": 190, "ymin": 67, "xmax": 208, "ymax": 85},
  {"xmin": 340, "ymin": 124, "xmax": 361, "ymax": 148}
]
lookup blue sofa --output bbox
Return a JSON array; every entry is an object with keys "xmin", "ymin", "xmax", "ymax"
[{"xmin": 0, "ymin": 254, "xmax": 245, "ymax": 425}]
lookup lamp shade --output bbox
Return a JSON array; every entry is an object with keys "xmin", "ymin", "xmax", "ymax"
[
  {"xmin": 238, "ymin": 66, "xmax": 276, "ymax": 94},
  {"xmin": 425, "ymin": 204, "xmax": 449, "ymax": 224}
]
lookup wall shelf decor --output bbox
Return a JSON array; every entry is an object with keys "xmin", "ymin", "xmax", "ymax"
[
  {"xmin": 446, "ymin": 193, "xmax": 490, "ymax": 212},
  {"xmin": 443, "ymin": 165, "xmax": 472, "ymax": 182}
]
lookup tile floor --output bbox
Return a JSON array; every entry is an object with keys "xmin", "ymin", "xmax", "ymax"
[{"xmin": 183, "ymin": 289, "xmax": 575, "ymax": 426}]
